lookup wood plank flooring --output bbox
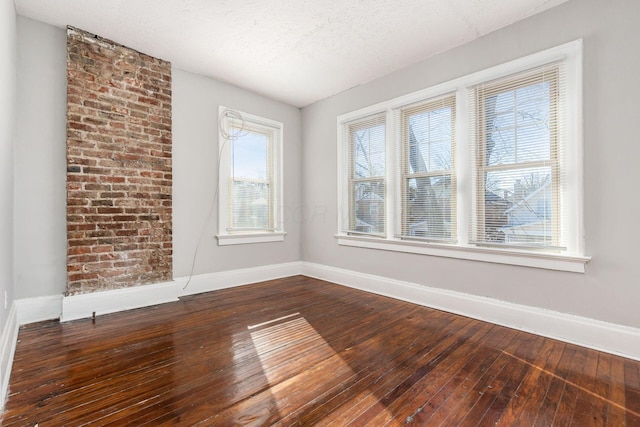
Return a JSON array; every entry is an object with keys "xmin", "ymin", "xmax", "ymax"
[{"xmin": 2, "ymin": 275, "xmax": 639, "ymax": 426}]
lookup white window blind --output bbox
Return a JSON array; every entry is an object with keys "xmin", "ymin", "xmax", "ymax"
[
  {"xmin": 398, "ymin": 94, "xmax": 456, "ymax": 242},
  {"xmin": 469, "ymin": 62, "xmax": 566, "ymax": 249},
  {"xmin": 228, "ymin": 120, "xmax": 274, "ymax": 232},
  {"xmin": 343, "ymin": 113, "xmax": 386, "ymax": 236}
]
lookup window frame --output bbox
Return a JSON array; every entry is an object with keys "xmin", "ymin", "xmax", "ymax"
[
  {"xmin": 217, "ymin": 107, "xmax": 285, "ymax": 246},
  {"xmin": 398, "ymin": 93, "xmax": 457, "ymax": 243},
  {"xmin": 342, "ymin": 113, "xmax": 387, "ymax": 237},
  {"xmin": 336, "ymin": 40, "xmax": 589, "ymax": 273},
  {"xmin": 470, "ymin": 64, "xmax": 562, "ymax": 250}
]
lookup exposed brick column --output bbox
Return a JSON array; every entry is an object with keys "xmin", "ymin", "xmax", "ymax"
[{"xmin": 66, "ymin": 27, "xmax": 172, "ymax": 295}]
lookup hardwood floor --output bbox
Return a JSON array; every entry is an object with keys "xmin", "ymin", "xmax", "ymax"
[{"xmin": 2, "ymin": 275, "xmax": 639, "ymax": 426}]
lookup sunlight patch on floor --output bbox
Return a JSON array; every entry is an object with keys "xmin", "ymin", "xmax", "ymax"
[{"xmin": 249, "ymin": 313, "xmax": 357, "ymax": 414}]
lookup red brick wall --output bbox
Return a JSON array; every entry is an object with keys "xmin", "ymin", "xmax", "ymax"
[{"xmin": 66, "ymin": 27, "xmax": 172, "ymax": 295}]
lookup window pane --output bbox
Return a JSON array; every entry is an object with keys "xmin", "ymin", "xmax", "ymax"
[
  {"xmin": 353, "ymin": 180, "xmax": 385, "ymax": 234},
  {"xmin": 353, "ymin": 124, "xmax": 385, "ymax": 178},
  {"xmin": 516, "ymin": 82, "xmax": 550, "ymax": 126},
  {"xmin": 485, "ymin": 81, "xmax": 552, "ymax": 167},
  {"xmin": 407, "ymin": 106, "xmax": 452, "ymax": 173},
  {"xmin": 487, "ymin": 128, "xmax": 515, "ymax": 165},
  {"xmin": 232, "ymin": 181, "xmax": 269, "ymax": 229},
  {"xmin": 516, "ymin": 124, "xmax": 551, "ymax": 162},
  {"xmin": 232, "ymin": 129, "xmax": 268, "ymax": 180},
  {"xmin": 404, "ymin": 175, "xmax": 453, "ymax": 239},
  {"xmin": 483, "ymin": 167, "xmax": 553, "ymax": 245}
]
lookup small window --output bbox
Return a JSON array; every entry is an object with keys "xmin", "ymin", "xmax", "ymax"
[{"xmin": 217, "ymin": 108, "xmax": 284, "ymax": 245}]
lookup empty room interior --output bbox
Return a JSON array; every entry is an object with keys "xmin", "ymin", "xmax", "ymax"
[{"xmin": 1, "ymin": 0, "xmax": 640, "ymax": 425}]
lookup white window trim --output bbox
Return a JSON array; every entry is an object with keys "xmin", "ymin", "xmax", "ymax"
[
  {"xmin": 336, "ymin": 40, "xmax": 590, "ymax": 273},
  {"xmin": 217, "ymin": 232, "xmax": 287, "ymax": 246},
  {"xmin": 217, "ymin": 106, "xmax": 285, "ymax": 246}
]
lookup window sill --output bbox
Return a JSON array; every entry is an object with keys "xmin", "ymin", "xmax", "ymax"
[
  {"xmin": 335, "ymin": 234, "xmax": 590, "ymax": 273},
  {"xmin": 217, "ymin": 232, "xmax": 286, "ymax": 246}
]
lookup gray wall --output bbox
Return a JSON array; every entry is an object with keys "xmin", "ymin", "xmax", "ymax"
[
  {"xmin": 14, "ymin": 17, "xmax": 303, "ymax": 298},
  {"xmin": 14, "ymin": 17, "xmax": 67, "ymax": 299},
  {"xmin": 301, "ymin": 0, "xmax": 640, "ymax": 328},
  {"xmin": 0, "ymin": 0, "xmax": 16, "ymax": 324},
  {"xmin": 172, "ymin": 68, "xmax": 302, "ymax": 277}
]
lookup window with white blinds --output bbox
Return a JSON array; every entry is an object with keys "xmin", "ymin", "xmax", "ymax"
[
  {"xmin": 218, "ymin": 108, "xmax": 284, "ymax": 245},
  {"xmin": 336, "ymin": 40, "xmax": 587, "ymax": 272},
  {"xmin": 399, "ymin": 94, "xmax": 456, "ymax": 242},
  {"xmin": 470, "ymin": 63, "xmax": 564, "ymax": 249},
  {"xmin": 343, "ymin": 114, "xmax": 386, "ymax": 236}
]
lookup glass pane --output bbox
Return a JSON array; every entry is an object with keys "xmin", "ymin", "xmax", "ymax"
[
  {"xmin": 483, "ymin": 167, "xmax": 553, "ymax": 245},
  {"xmin": 516, "ymin": 124, "xmax": 551, "ymax": 162},
  {"xmin": 232, "ymin": 181, "xmax": 269, "ymax": 229},
  {"xmin": 516, "ymin": 82, "xmax": 550, "ymax": 126},
  {"xmin": 353, "ymin": 180, "xmax": 385, "ymax": 234},
  {"xmin": 407, "ymin": 106, "xmax": 452, "ymax": 173},
  {"xmin": 485, "ymin": 81, "xmax": 552, "ymax": 167},
  {"xmin": 232, "ymin": 129, "xmax": 268, "ymax": 180},
  {"xmin": 488, "ymin": 128, "xmax": 515, "ymax": 165},
  {"xmin": 404, "ymin": 175, "xmax": 452, "ymax": 239},
  {"xmin": 352, "ymin": 124, "xmax": 385, "ymax": 178}
]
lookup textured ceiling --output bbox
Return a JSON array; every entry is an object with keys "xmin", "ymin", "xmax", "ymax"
[{"xmin": 15, "ymin": 0, "xmax": 568, "ymax": 107}]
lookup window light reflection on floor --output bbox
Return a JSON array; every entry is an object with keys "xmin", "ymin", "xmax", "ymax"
[{"xmin": 247, "ymin": 313, "xmax": 392, "ymax": 421}]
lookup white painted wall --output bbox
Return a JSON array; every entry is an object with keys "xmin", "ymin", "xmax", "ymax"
[
  {"xmin": 301, "ymin": 0, "xmax": 640, "ymax": 329},
  {"xmin": 13, "ymin": 18, "xmax": 303, "ymax": 299},
  {"xmin": 14, "ymin": 17, "xmax": 67, "ymax": 299},
  {"xmin": 0, "ymin": 0, "xmax": 17, "ymax": 323}
]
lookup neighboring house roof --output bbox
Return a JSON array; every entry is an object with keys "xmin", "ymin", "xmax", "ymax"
[
  {"xmin": 485, "ymin": 190, "xmax": 513, "ymax": 207},
  {"xmin": 359, "ymin": 192, "xmax": 384, "ymax": 201},
  {"xmin": 504, "ymin": 179, "xmax": 551, "ymax": 214},
  {"xmin": 355, "ymin": 218, "xmax": 374, "ymax": 229},
  {"xmin": 251, "ymin": 197, "xmax": 268, "ymax": 205},
  {"xmin": 409, "ymin": 220, "xmax": 427, "ymax": 230}
]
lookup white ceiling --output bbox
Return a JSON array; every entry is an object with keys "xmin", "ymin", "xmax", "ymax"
[{"xmin": 15, "ymin": 0, "xmax": 567, "ymax": 107}]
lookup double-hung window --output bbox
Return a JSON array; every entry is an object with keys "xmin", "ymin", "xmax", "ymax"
[
  {"xmin": 337, "ymin": 40, "xmax": 588, "ymax": 272},
  {"xmin": 341, "ymin": 114, "xmax": 386, "ymax": 236},
  {"xmin": 399, "ymin": 94, "xmax": 456, "ymax": 242},
  {"xmin": 217, "ymin": 107, "xmax": 285, "ymax": 245},
  {"xmin": 470, "ymin": 63, "xmax": 563, "ymax": 249}
]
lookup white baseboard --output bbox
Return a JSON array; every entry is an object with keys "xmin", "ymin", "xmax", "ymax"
[
  {"xmin": 301, "ymin": 262, "xmax": 640, "ymax": 361},
  {"xmin": 12, "ymin": 260, "xmax": 640, "ymax": 361},
  {"xmin": 61, "ymin": 281, "xmax": 179, "ymax": 322},
  {"xmin": 59, "ymin": 262, "xmax": 304, "ymax": 322},
  {"xmin": 176, "ymin": 261, "xmax": 303, "ymax": 297},
  {"xmin": 15, "ymin": 295, "xmax": 63, "ymax": 325},
  {"xmin": 0, "ymin": 303, "xmax": 19, "ymax": 409}
]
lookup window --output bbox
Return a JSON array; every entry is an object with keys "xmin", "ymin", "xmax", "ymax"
[
  {"xmin": 341, "ymin": 114, "xmax": 386, "ymax": 236},
  {"xmin": 399, "ymin": 94, "xmax": 456, "ymax": 242},
  {"xmin": 337, "ymin": 40, "xmax": 588, "ymax": 272},
  {"xmin": 217, "ymin": 107, "xmax": 285, "ymax": 245},
  {"xmin": 470, "ymin": 63, "xmax": 562, "ymax": 249}
]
